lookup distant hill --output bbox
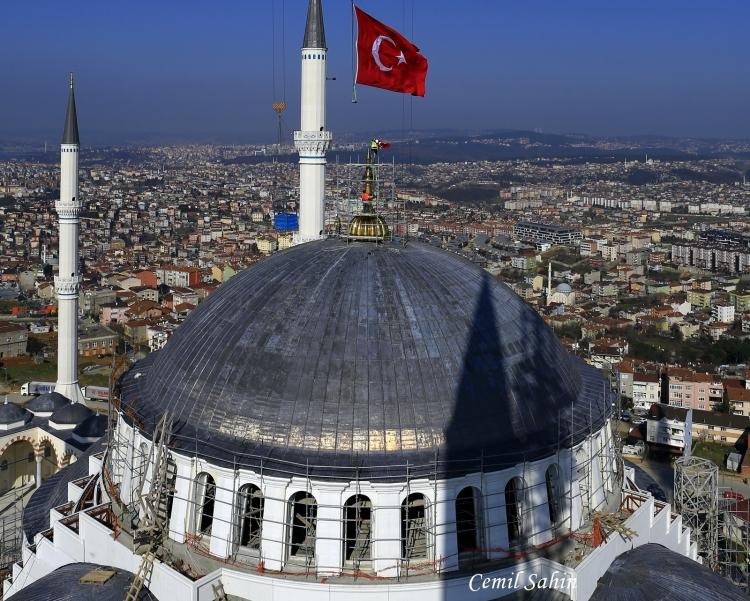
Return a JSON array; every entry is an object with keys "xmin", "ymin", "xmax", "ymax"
[
  {"xmin": 225, "ymin": 129, "xmax": 748, "ymax": 165},
  {"xmin": 4, "ymin": 128, "xmax": 749, "ymax": 166}
]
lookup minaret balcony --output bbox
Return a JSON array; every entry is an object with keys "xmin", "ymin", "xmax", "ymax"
[
  {"xmin": 294, "ymin": 130, "xmax": 332, "ymax": 154},
  {"xmin": 54, "ymin": 202, "xmax": 81, "ymax": 218},
  {"xmin": 53, "ymin": 275, "xmax": 82, "ymax": 296}
]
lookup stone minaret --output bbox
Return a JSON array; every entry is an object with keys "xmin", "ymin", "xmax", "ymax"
[
  {"xmin": 547, "ymin": 261, "xmax": 553, "ymax": 306},
  {"xmin": 54, "ymin": 74, "xmax": 85, "ymax": 404},
  {"xmin": 294, "ymin": 0, "xmax": 331, "ymax": 242}
]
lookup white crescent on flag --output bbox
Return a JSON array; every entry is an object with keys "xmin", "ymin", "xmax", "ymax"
[{"xmin": 372, "ymin": 35, "xmax": 399, "ymax": 72}]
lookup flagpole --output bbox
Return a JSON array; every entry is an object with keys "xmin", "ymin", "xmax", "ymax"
[{"xmin": 351, "ymin": 0, "xmax": 358, "ymax": 103}]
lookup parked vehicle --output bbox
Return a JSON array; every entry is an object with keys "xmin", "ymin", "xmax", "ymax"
[
  {"xmin": 83, "ymin": 385, "xmax": 110, "ymax": 400},
  {"xmin": 622, "ymin": 444, "xmax": 643, "ymax": 456},
  {"xmin": 20, "ymin": 381, "xmax": 55, "ymax": 395},
  {"xmin": 723, "ymin": 490, "xmax": 745, "ymax": 501}
]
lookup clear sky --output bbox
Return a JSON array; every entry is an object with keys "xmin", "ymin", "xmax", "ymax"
[{"xmin": 2, "ymin": 0, "xmax": 749, "ymax": 145}]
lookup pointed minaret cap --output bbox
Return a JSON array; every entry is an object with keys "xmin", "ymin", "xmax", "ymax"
[
  {"xmin": 302, "ymin": 0, "xmax": 326, "ymax": 49},
  {"xmin": 62, "ymin": 72, "xmax": 80, "ymax": 145}
]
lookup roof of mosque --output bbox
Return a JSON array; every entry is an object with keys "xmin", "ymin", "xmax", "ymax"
[
  {"xmin": 120, "ymin": 239, "xmax": 611, "ymax": 480},
  {"xmin": 590, "ymin": 544, "xmax": 747, "ymax": 601},
  {"xmin": 22, "ymin": 439, "xmax": 103, "ymax": 542},
  {"xmin": 50, "ymin": 402, "xmax": 94, "ymax": 425},
  {"xmin": 72, "ymin": 413, "xmax": 108, "ymax": 439},
  {"xmin": 26, "ymin": 391, "xmax": 69, "ymax": 414},
  {"xmin": 0, "ymin": 401, "xmax": 31, "ymax": 425},
  {"xmin": 8, "ymin": 562, "xmax": 154, "ymax": 600}
]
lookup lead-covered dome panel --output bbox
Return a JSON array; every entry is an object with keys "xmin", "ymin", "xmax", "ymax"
[{"xmin": 120, "ymin": 240, "xmax": 609, "ymax": 478}]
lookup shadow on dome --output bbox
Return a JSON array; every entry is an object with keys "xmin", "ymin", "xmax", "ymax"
[
  {"xmin": 443, "ymin": 273, "xmax": 574, "ymax": 473},
  {"xmin": 444, "ymin": 274, "xmax": 509, "ymax": 470},
  {"xmin": 440, "ymin": 273, "xmax": 575, "ymax": 594}
]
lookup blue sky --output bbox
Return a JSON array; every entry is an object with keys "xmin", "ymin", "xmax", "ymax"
[{"xmin": 2, "ymin": 0, "xmax": 748, "ymax": 144}]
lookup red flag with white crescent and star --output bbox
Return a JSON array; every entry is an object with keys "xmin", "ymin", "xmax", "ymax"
[{"xmin": 355, "ymin": 6, "xmax": 428, "ymax": 97}]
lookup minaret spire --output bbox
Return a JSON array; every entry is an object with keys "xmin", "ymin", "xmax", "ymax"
[
  {"xmin": 294, "ymin": 0, "xmax": 331, "ymax": 243},
  {"xmin": 62, "ymin": 72, "xmax": 80, "ymax": 145},
  {"xmin": 303, "ymin": 0, "xmax": 326, "ymax": 49},
  {"xmin": 55, "ymin": 73, "xmax": 85, "ymax": 404}
]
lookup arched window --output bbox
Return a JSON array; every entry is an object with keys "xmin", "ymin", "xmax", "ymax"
[
  {"xmin": 545, "ymin": 464, "xmax": 563, "ymax": 527},
  {"xmin": 287, "ymin": 491, "xmax": 317, "ymax": 562},
  {"xmin": 192, "ymin": 472, "xmax": 216, "ymax": 535},
  {"xmin": 39, "ymin": 442, "xmax": 58, "ymax": 480},
  {"xmin": 237, "ymin": 484, "xmax": 264, "ymax": 551},
  {"xmin": 505, "ymin": 477, "xmax": 526, "ymax": 546},
  {"xmin": 343, "ymin": 494, "xmax": 372, "ymax": 562},
  {"xmin": 401, "ymin": 493, "xmax": 429, "ymax": 560},
  {"xmin": 0, "ymin": 440, "xmax": 36, "ymax": 494},
  {"xmin": 456, "ymin": 486, "xmax": 484, "ymax": 557}
]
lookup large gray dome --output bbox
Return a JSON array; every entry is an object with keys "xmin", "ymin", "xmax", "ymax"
[{"xmin": 120, "ymin": 239, "xmax": 610, "ymax": 479}]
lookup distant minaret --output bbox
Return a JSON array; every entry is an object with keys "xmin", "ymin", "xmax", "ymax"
[
  {"xmin": 54, "ymin": 74, "xmax": 85, "ymax": 404},
  {"xmin": 294, "ymin": 0, "xmax": 331, "ymax": 242},
  {"xmin": 547, "ymin": 261, "xmax": 553, "ymax": 306}
]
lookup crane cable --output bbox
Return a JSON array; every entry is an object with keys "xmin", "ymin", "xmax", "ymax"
[
  {"xmin": 271, "ymin": 0, "xmax": 276, "ymax": 103},
  {"xmin": 270, "ymin": 0, "xmax": 288, "ymax": 154},
  {"xmin": 271, "ymin": 0, "xmax": 286, "ymax": 103},
  {"xmin": 400, "ymin": 0, "xmax": 415, "ymax": 166}
]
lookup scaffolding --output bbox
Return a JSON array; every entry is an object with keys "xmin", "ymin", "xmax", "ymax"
[
  {"xmin": 0, "ymin": 486, "xmax": 27, "ymax": 575},
  {"xmin": 101, "ymin": 404, "xmax": 622, "ymax": 583},
  {"xmin": 124, "ymin": 413, "xmax": 174, "ymax": 601},
  {"xmin": 719, "ymin": 490, "xmax": 750, "ymax": 593},
  {"xmin": 674, "ymin": 456, "xmax": 719, "ymax": 569},
  {"xmin": 328, "ymin": 152, "xmax": 406, "ymax": 242}
]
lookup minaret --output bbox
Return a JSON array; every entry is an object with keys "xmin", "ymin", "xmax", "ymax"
[
  {"xmin": 294, "ymin": 0, "xmax": 331, "ymax": 242},
  {"xmin": 54, "ymin": 74, "xmax": 85, "ymax": 404},
  {"xmin": 547, "ymin": 261, "xmax": 552, "ymax": 306}
]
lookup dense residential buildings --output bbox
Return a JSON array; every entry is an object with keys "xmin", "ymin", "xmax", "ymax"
[
  {"xmin": 666, "ymin": 367, "xmax": 723, "ymax": 411},
  {"xmin": 513, "ymin": 221, "xmax": 582, "ymax": 246},
  {"xmin": 632, "ymin": 373, "xmax": 661, "ymax": 411},
  {"xmin": 712, "ymin": 301, "xmax": 735, "ymax": 323},
  {"xmin": 78, "ymin": 323, "xmax": 118, "ymax": 357},
  {"xmin": 645, "ymin": 403, "xmax": 748, "ymax": 451},
  {"xmin": 0, "ymin": 324, "xmax": 27, "ymax": 358},
  {"xmin": 646, "ymin": 403, "xmax": 692, "ymax": 453}
]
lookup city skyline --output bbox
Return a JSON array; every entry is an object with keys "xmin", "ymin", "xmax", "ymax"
[{"xmin": 2, "ymin": 0, "xmax": 750, "ymax": 145}]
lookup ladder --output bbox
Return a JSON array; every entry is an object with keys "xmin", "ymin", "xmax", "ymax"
[
  {"xmin": 125, "ymin": 413, "xmax": 173, "ymax": 601},
  {"xmin": 211, "ymin": 581, "xmax": 229, "ymax": 601},
  {"xmin": 134, "ymin": 413, "xmax": 174, "ymax": 549},
  {"xmin": 578, "ymin": 442, "xmax": 592, "ymax": 519},
  {"xmin": 124, "ymin": 550, "xmax": 155, "ymax": 601},
  {"xmin": 405, "ymin": 516, "xmax": 426, "ymax": 558},
  {"xmin": 352, "ymin": 518, "xmax": 371, "ymax": 560}
]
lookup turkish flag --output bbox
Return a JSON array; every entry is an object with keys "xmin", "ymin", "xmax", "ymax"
[{"xmin": 355, "ymin": 6, "xmax": 428, "ymax": 97}]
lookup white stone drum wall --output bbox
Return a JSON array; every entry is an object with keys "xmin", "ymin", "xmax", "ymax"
[{"xmin": 111, "ymin": 417, "xmax": 619, "ymax": 579}]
